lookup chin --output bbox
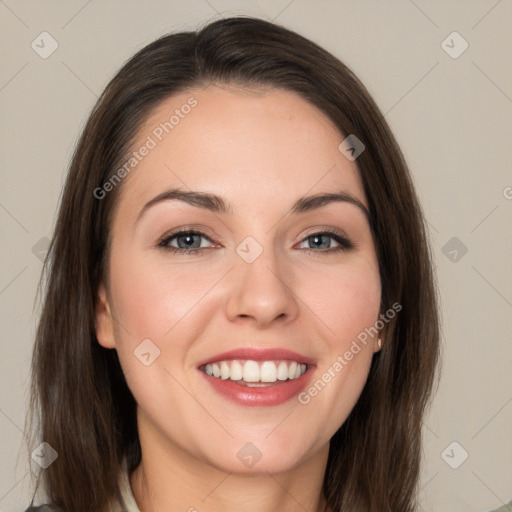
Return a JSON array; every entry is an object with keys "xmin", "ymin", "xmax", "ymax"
[{"xmin": 200, "ymin": 440, "xmax": 315, "ymax": 476}]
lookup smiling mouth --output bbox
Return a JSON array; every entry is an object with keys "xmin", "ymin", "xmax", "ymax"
[{"xmin": 200, "ymin": 359, "xmax": 308, "ymax": 386}]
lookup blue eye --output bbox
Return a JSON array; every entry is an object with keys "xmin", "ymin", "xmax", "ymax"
[
  {"xmin": 298, "ymin": 232, "xmax": 355, "ymax": 254},
  {"xmin": 157, "ymin": 230, "xmax": 214, "ymax": 254},
  {"xmin": 157, "ymin": 229, "xmax": 355, "ymax": 255}
]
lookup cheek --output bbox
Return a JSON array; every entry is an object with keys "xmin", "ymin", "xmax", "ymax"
[
  {"xmin": 109, "ymin": 247, "xmax": 213, "ymax": 341},
  {"xmin": 106, "ymin": 246, "xmax": 228, "ymax": 402},
  {"xmin": 295, "ymin": 259, "xmax": 381, "ymax": 431},
  {"xmin": 106, "ymin": 250, "xmax": 203, "ymax": 409},
  {"xmin": 303, "ymin": 258, "xmax": 382, "ymax": 346}
]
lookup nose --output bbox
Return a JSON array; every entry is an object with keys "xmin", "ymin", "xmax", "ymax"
[{"xmin": 224, "ymin": 243, "xmax": 300, "ymax": 329}]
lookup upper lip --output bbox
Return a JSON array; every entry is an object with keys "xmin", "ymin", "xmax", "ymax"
[{"xmin": 196, "ymin": 347, "xmax": 316, "ymax": 367}]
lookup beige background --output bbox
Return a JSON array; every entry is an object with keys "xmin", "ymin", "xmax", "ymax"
[{"xmin": 1, "ymin": 1, "xmax": 511, "ymax": 511}]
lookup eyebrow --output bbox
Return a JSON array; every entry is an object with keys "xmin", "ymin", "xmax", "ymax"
[{"xmin": 136, "ymin": 188, "xmax": 370, "ymax": 222}]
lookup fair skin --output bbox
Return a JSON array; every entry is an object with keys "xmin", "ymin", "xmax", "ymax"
[{"xmin": 96, "ymin": 84, "xmax": 382, "ymax": 512}]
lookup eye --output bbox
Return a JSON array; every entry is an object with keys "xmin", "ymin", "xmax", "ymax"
[
  {"xmin": 157, "ymin": 229, "xmax": 356, "ymax": 256},
  {"xmin": 297, "ymin": 230, "xmax": 355, "ymax": 255},
  {"xmin": 157, "ymin": 229, "xmax": 215, "ymax": 254}
]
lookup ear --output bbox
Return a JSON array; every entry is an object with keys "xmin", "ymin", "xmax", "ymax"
[{"xmin": 95, "ymin": 282, "xmax": 116, "ymax": 349}]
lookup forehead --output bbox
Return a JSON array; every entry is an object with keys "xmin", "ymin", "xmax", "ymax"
[{"xmin": 115, "ymin": 85, "xmax": 367, "ymax": 217}]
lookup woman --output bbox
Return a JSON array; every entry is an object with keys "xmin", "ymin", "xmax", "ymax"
[{"xmin": 25, "ymin": 15, "xmax": 444, "ymax": 512}]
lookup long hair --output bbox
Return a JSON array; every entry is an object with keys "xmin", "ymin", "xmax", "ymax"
[{"xmin": 26, "ymin": 15, "xmax": 441, "ymax": 512}]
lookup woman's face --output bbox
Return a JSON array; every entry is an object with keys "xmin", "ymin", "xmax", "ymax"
[{"xmin": 96, "ymin": 84, "xmax": 382, "ymax": 474}]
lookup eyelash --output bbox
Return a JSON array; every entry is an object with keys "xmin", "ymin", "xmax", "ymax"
[{"xmin": 157, "ymin": 228, "xmax": 356, "ymax": 256}]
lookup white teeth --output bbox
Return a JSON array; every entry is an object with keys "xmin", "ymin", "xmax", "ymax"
[
  {"xmin": 277, "ymin": 361, "xmax": 288, "ymax": 380},
  {"xmin": 220, "ymin": 361, "xmax": 230, "ymax": 380},
  {"xmin": 202, "ymin": 359, "xmax": 308, "ymax": 383},
  {"xmin": 242, "ymin": 360, "xmax": 260, "ymax": 382},
  {"xmin": 289, "ymin": 361, "xmax": 297, "ymax": 379},
  {"xmin": 260, "ymin": 361, "xmax": 277, "ymax": 383},
  {"xmin": 230, "ymin": 360, "xmax": 243, "ymax": 381}
]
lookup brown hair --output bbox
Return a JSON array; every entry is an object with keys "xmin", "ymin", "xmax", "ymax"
[{"xmin": 26, "ymin": 15, "xmax": 441, "ymax": 512}]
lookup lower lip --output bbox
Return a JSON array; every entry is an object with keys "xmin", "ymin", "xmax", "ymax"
[{"xmin": 199, "ymin": 368, "xmax": 315, "ymax": 407}]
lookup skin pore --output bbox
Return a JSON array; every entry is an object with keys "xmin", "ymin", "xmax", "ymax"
[{"xmin": 95, "ymin": 84, "xmax": 382, "ymax": 512}]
